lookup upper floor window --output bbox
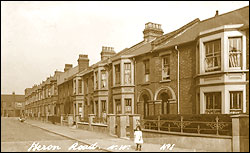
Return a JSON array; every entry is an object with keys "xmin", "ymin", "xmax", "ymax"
[
  {"xmin": 229, "ymin": 37, "xmax": 242, "ymax": 68},
  {"xmin": 115, "ymin": 64, "xmax": 121, "ymax": 85},
  {"xmin": 162, "ymin": 55, "xmax": 170, "ymax": 80},
  {"xmin": 95, "ymin": 71, "xmax": 98, "ymax": 90},
  {"xmin": 78, "ymin": 79, "xmax": 82, "ymax": 94},
  {"xmin": 230, "ymin": 91, "xmax": 242, "ymax": 114},
  {"xmin": 101, "ymin": 70, "xmax": 106, "ymax": 88},
  {"xmin": 124, "ymin": 63, "xmax": 131, "ymax": 85},
  {"xmin": 144, "ymin": 59, "xmax": 150, "ymax": 82},
  {"xmin": 204, "ymin": 39, "xmax": 221, "ymax": 72},
  {"xmin": 205, "ymin": 92, "xmax": 221, "ymax": 114}
]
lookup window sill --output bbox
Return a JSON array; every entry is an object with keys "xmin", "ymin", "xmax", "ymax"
[{"xmin": 160, "ymin": 79, "xmax": 171, "ymax": 83}]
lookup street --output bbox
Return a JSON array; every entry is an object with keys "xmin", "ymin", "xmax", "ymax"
[{"xmin": 1, "ymin": 117, "xmax": 105, "ymax": 152}]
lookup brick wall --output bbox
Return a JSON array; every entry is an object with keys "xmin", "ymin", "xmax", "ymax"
[{"xmin": 135, "ymin": 43, "xmax": 197, "ymax": 116}]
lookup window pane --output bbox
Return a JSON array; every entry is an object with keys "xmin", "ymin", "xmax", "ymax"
[
  {"xmin": 144, "ymin": 60, "xmax": 150, "ymax": 74},
  {"xmin": 162, "ymin": 55, "xmax": 170, "ymax": 80},
  {"xmin": 124, "ymin": 63, "xmax": 131, "ymax": 84},
  {"xmin": 101, "ymin": 71, "xmax": 106, "ymax": 88},
  {"xmin": 204, "ymin": 39, "xmax": 221, "ymax": 72},
  {"xmin": 115, "ymin": 64, "xmax": 120, "ymax": 84},
  {"xmin": 230, "ymin": 91, "xmax": 243, "ymax": 113},
  {"xmin": 205, "ymin": 92, "xmax": 221, "ymax": 114},
  {"xmin": 229, "ymin": 37, "xmax": 242, "ymax": 68}
]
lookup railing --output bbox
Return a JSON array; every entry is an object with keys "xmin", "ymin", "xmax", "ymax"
[{"xmin": 140, "ymin": 115, "xmax": 232, "ymax": 136}]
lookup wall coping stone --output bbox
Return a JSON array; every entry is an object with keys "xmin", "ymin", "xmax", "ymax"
[{"xmin": 142, "ymin": 129, "xmax": 232, "ymax": 139}]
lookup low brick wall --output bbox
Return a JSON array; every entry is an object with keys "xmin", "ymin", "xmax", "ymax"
[
  {"xmin": 92, "ymin": 123, "xmax": 108, "ymax": 134},
  {"xmin": 142, "ymin": 129, "xmax": 232, "ymax": 152},
  {"xmin": 61, "ymin": 120, "xmax": 68, "ymax": 126},
  {"xmin": 77, "ymin": 122, "xmax": 108, "ymax": 134},
  {"xmin": 77, "ymin": 122, "xmax": 89, "ymax": 130}
]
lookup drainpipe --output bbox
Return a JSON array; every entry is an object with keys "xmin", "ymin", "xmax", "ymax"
[
  {"xmin": 133, "ymin": 57, "xmax": 136, "ymax": 114},
  {"xmin": 175, "ymin": 46, "xmax": 180, "ymax": 114}
]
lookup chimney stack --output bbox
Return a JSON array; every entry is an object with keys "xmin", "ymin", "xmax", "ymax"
[
  {"xmin": 54, "ymin": 70, "xmax": 62, "ymax": 76},
  {"xmin": 64, "ymin": 64, "xmax": 73, "ymax": 72},
  {"xmin": 78, "ymin": 54, "xmax": 89, "ymax": 72},
  {"xmin": 100, "ymin": 46, "xmax": 116, "ymax": 61},
  {"xmin": 143, "ymin": 22, "xmax": 164, "ymax": 42}
]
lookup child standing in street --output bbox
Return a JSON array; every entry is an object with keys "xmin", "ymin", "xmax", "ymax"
[{"xmin": 134, "ymin": 125, "xmax": 143, "ymax": 151}]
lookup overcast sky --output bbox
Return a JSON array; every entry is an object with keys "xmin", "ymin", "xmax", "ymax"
[{"xmin": 1, "ymin": 1, "xmax": 249, "ymax": 95}]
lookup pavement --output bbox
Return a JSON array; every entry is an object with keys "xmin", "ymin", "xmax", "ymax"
[{"xmin": 24, "ymin": 119, "xmax": 206, "ymax": 152}]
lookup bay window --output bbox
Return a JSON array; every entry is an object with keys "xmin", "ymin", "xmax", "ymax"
[
  {"xmin": 95, "ymin": 71, "xmax": 98, "ymax": 90},
  {"xmin": 101, "ymin": 100, "xmax": 106, "ymax": 112},
  {"xmin": 230, "ymin": 91, "xmax": 242, "ymax": 114},
  {"xmin": 115, "ymin": 64, "xmax": 121, "ymax": 85},
  {"xmin": 205, "ymin": 92, "xmax": 221, "ymax": 114},
  {"xmin": 124, "ymin": 63, "xmax": 131, "ymax": 85},
  {"xmin": 115, "ymin": 99, "xmax": 121, "ymax": 114},
  {"xmin": 229, "ymin": 37, "xmax": 242, "ymax": 68},
  {"xmin": 204, "ymin": 39, "xmax": 221, "ymax": 72},
  {"xmin": 78, "ymin": 79, "xmax": 82, "ymax": 94},
  {"xmin": 101, "ymin": 70, "xmax": 106, "ymax": 88},
  {"xmin": 125, "ymin": 98, "xmax": 132, "ymax": 113}
]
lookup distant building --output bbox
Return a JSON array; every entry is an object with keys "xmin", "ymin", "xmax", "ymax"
[{"xmin": 1, "ymin": 92, "xmax": 25, "ymax": 117}]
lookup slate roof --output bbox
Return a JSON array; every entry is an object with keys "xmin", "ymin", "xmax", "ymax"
[
  {"xmin": 124, "ymin": 18, "xmax": 201, "ymax": 57},
  {"xmin": 155, "ymin": 5, "xmax": 249, "ymax": 51}
]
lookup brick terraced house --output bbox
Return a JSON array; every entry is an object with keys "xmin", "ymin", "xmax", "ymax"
[{"xmin": 24, "ymin": 6, "xmax": 249, "ymax": 123}]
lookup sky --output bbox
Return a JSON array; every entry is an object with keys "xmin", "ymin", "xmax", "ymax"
[{"xmin": 1, "ymin": 1, "xmax": 249, "ymax": 95}]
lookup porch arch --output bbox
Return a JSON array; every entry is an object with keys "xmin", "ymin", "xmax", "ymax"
[
  {"xmin": 137, "ymin": 88, "xmax": 153, "ymax": 117},
  {"xmin": 137, "ymin": 88, "xmax": 153, "ymax": 102},
  {"xmin": 154, "ymin": 86, "xmax": 176, "ymax": 101}
]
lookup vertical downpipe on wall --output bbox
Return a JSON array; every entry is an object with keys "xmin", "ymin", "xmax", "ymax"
[
  {"xmin": 175, "ymin": 46, "xmax": 180, "ymax": 114},
  {"xmin": 133, "ymin": 57, "xmax": 136, "ymax": 114}
]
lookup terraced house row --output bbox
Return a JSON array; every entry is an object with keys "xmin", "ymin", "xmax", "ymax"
[{"xmin": 25, "ymin": 6, "xmax": 249, "ymax": 125}]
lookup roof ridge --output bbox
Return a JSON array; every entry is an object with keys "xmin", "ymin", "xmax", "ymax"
[
  {"xmin": 200, "ymin": 5, "xmax": 249, "ymax": 23},
  {"xmin": 153, "ymin": 18, "xmax": 200, "ymax": 46}
]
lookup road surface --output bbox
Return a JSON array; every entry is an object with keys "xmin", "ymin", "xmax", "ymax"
[{"xmin": 1, "ymin": 117, "xmax": 105, "ymax": 152}]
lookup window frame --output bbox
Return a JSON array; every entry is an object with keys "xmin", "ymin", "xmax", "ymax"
[
  {"xmin": 95, "ymin": 71, "xmax": 98, "ymax": 90},
  {"xmin": 228, "ymin": 37, "xmax": 242, "ymax": 69},
  {"xmin": 204, "ymin": 39, "xmax": 221, "ymax": 72},
  {"xmin": 204, "ymin": 92, "xmax": 222, "ymax": 114},
  {"xmin": 124, "ymin": 63, "xmax": 131, "ymax": 85},
  {"xmin": 78, "ymin": 79, "xmax": 82, "ymax": 94},
  {"xmin": 101, "ymin": 70, "xmax": 107, "ymax": 89},
  {"xmin": 162, "ymin": 55, "xmax": 170, "ymax": 80},
  {"xmin": 115, "ymin": 64, "xmax": 121, "ymax": 85},
  {"xmin": 229, "ymin": 91, "xmax": 243, "ymax": 114}
]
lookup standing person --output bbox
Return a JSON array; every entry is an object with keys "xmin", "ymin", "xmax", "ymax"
[{"xmin": 134, "ymin": 124, "xmax": 143, "ymax": 151}]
